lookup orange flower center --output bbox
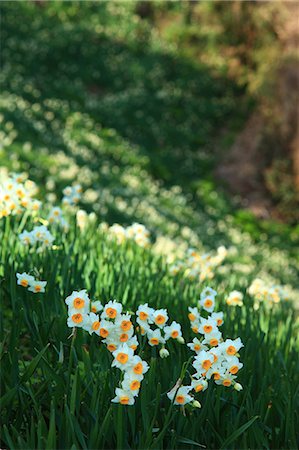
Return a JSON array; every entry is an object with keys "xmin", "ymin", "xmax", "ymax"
[
  {"xmin": 120, "ymin": 333, "xmax": 129, "ymax": 342},
  {"xmin": 176, "ymin": 395, "xmax": 185, "ymax": 404},
  {"xmin": 92, "ymin": 321, "xmax": 100, "ymax": 331},
  {"xmin": 120, "ymin": 396, "xmax": 129, "ymax": 405},
  {"xmin": 155, "ymin": 315, "xmax": 166, "ymax": 325},
  {"xmin": 139, "ymin": 312, "xmax": 148, "ymax": 320},
  {"xmin": 202, "ymin": 360, "xmax": 212, "ymax": 370},
  {"xmin": 213, "ymin": 372, "xmax": 221, "ymax": 380},
  {"xmin": 134, "ymin": 363, "xmax": 143, "ymax": 375},
  {"xmin": 188, "ymin": 313, "xmax": 196, "ymax": 321},
  {"xmin": 195, "ymin": 384, "xmax": 203, "ymax": 392},
  {"xmin": 204, "ymin": 299, "xmax": 213, "ymax": 308},
  {"xmin": 107, "ymin": 344, "xmax": 117, "ymax": 352},
  {"xmin": 130, "ymin": 380, "xmax": 140, "ymax": 390},
  {"xmin": 192, "ymin": 327, "xmax": 198, "ymax": 333},
  {"xmin": 20, "ymin": 279, "xmax": 28, "ymax": 287},
  {"xmin": 194, "ymin": 344, "xmax": 201, "ymax": 351},
  {"xmin": 35, "ymin": 285, "xmax": 42, "ymax": 292},
  {"xmin": 116, "ymin": 353, "xmax": 129, "ymax": 364},
  {"xmin": 203, "ymin": 325, "xmax": 212, "ymax": 333},
  {"xmin": 106, "ymin": 307, "xmax": 117, "ymax": 318},
  {"xmin": 91, "ymin": 306, "xmax": 97, "ymax": 313},
  {"xmin": 217, "ymin": 319, "xmax": 223, "ymax": 326},
  {"xmin": 223, "ymin": 379, "xmax": 232, "ymax": 387},
  {"xmin": 150, "ymin": 338, "xmax": 159, "ymax": 346},
  {"xmin": 74, "ymin": 297, "xmax": 85, "ymax": 309},
  {"xmin": 100, "ymin": 328, "xmax": 109, "ymax": 338},
  {"xmin": 72, "ymin": 313, "xmax": 83, "ymax": 324},
  {"xmin": 171, "ymin": 330, "xmax": 179, "ymax": 338},
  {"xmin": 121, "ymin": 320, "xmax": 132, "ymax": 331},
  {"xmin": 210, "ymin": 338, "xmax": 218, "ymax": 347},
  {"xmin": 226, "ymin": 345, "xmax": 236, "ymax": 356},
  {"xmin": 229, "ymin": 365, "xmax": 239, "ymax": 374}
]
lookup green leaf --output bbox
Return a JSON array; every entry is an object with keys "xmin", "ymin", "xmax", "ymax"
[
  {"xmin": 21, "ymin": 343, "xmax": 50, "ymax": 383},
  {"xmin": 220, "ymin": 416, "xmax": 259, "ymax": 449}
]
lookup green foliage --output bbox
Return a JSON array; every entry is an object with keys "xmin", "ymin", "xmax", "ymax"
[
  {"xmin": 1, "ymin": 216, "xmax": 298, "ymax": 449},
  {"xmin": 0, "ymin": 2, "xmax": 298, "ymax": 449}
]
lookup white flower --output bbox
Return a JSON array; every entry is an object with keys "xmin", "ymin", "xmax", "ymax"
[
  {"xmin": 136, "ymin": 303, "xmax": 154, "ymax": 323},
  {"xmin": 191, "ymin": 378, "xmax": 208, "ymax": 393},
  {"xmin": 19, "ymin": 231, "xmax": 35, "ymax": 245},
  {"xmin": 67, "ymin": 312, "xmax": 89, "ymax": 328},
  {"xmin": 225, "ymin": 356, "xmax": 243, "ymax": 375},
  {"xmin": 147, "ymin": 328, "xmax": 165, "ymax": 346},
  {"xmin": 193, "ymin": 350, "xmax": 214, "ymax": 372},
  {"xmin": 122, "ymin": 373, "xmax": 142, "ymax": 396},
  {"xmin": 115, "ymin": 314, "xmax": 133, "ymax": 333},
  {"xmin": 152, "ymin": 309, "xmax": 168, "ymax": 328},
  {"xmin": 167, "ymin": 386, "xmax": 193, "ymax": 405},
  {"xmin": 90, "ymin": 300, "xmax": 103, "ymax": 313},
  {"xmin": 187, "ymin": 338, "xmax": 207, "ymax": 354},
  {"xmin": 200, "ymin": 287, "xmax": 217, "ymax": 300},
  {"xmin": 211, "ymin": 312, "xmax": 224, "ymax": 327},
  {"xmin": 82, "ymin": 312, "xmax": 101, "ymax": 335},
  {"xmin": 112, "ymin": 388, "xmax": 135, "ymax": 405},
  {"xmin": 127, "ymin": 335, "xmax": 139, "ymax": 351},
  {"xmin": 188, "ymin": 306, "xmax": 199, "ymax": 323},
  {"xmin": 65, "ymin": 290, "xmax": 90, "ymax": 314},
  {"xmin": 221, "ymin": 338, "xmax": 244, "ymax": 356},
  {"xmin": 159, "ymin": 347, "xmax": 170, "ymax": 358},
  {"xmin": 102, "ymin": 300, "xmax": 123, "ymax": 319},
  {"xmin": 128, "ymin": 355, "xmax": 149, "ymax": 378},
  {"xmin": 199, "ymin": 295, "xmax": 215, "ymax": 313},
  {"xmin": 112, "ymin": 344, "xmax": 134, "ymax": 370},
  {"xmin": 226, "ymin": 290, "xmax": 244, "ymax": 307},
  {"xmin": 164, "ymin": 321, "xmax": 182, "ymax": 340},
  {"xmin": 215, "ymin": 372, "xmax": 237, "ymax": 387},
  {"xmin": 98, "ymin": 320, "xmax": 115, "ymax": 339},
  {"xmin": 28, "ymin": 280, "xmax": 47, "ymax": 293},
  {"xmin": 198, "ymin": 317, "xmax": 218, "ymax": 336},
  {"xmin": 16, "ymin": 272, "xmax": 35, "ymax": 288},
  {"xmin": 202, "ymin": 330, "xmax": 222, "ymax": 347}
]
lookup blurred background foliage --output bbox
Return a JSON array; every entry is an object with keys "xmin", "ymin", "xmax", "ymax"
[{"xmin": 0, "ymin": 1, "xmax": 298, "ymax": 241}]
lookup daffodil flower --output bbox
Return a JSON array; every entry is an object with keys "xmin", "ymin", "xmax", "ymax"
[{"xmin": 16, "ymin": 272, "xmax": 35, "ymax": 288}]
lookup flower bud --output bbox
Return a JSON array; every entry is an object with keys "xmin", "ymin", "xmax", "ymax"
[
  {"xmin": 192, "ymin": 400, "xmax": 201, "ymax": 408},
  {"xmin": 159, "ymin": 347, "xmax": 170, "ymax": 359},
  {"xmin": 177, "ymin": 336, "xmax": 185, "ymax": 344},
  {"xmin": 234, "ymin": 382, "xmax": 243, "ymax": 392}
]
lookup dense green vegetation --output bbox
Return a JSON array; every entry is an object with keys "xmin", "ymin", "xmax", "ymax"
[
  {"xmin": 0, "ymin": 2, "xmax": 298, "ymax": 449},
  {"xmin": 1, "ymin": 215, "xmax": 298, "ymax": 449}
]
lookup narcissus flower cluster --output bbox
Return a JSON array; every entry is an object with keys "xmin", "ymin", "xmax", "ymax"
[
  {"xmin": 136, "ymin": 303, "xmax": 184, "ymax": 355},
  {"xmin": 167, "ymin": 286, "xmax": 244, "ymax": 407},
  {"xmin": 108, "ymin": 222, "xmax": 150, "ymax": 247},
  {"xmin": 48, "ymin": 206, "xmax": 69, "ymax": 231},
  {"xmin": 62, "ymin": 184, "xmax": 82, "ymax": 206},
  {"xmin": 65, "ymin": 293, "xmax": 149, "ymax": 405},
  {"xmin": 19, "ymin": 225, "xmax": 54, "ymax": 249},
  {"xmin": 65, "ymin": 287, "xmax": 244, "ymax": 408},
  {"xmin": 16, "ymin": 272, "xmax": 47, "ymax": 293},
  {"xmin": 0, "ymin": 173, "xmax": 41, "ymax": 218},
  {"xmin": 248, "ymin": 278, "xmax": 288, "ymax": 309},
  {"xmin": 169, "ymin": 246, "xmax": 227, "ymax": 282},
  {"xmin": 226, "ymin": 290, "xmax": 244, "ymax": 307}
]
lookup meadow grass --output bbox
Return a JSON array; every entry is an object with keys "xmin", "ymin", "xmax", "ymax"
[
  {"xmin": 0, "ymin": 2, "xmax": 298, "ymax": 449},
  {"xmin": 0, "ymin": 214, "xmax": 298, "ymax": 449}
]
